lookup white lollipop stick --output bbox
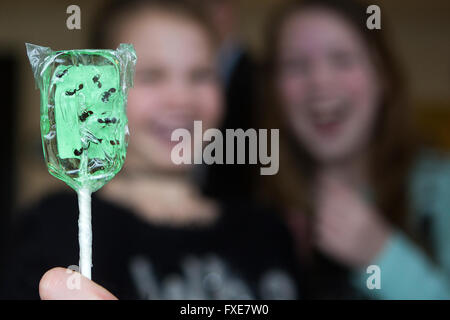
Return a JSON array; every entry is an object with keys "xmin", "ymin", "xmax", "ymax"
[{"xmin": 77, "ymin": 187, "xmax": 92, "ymax": 279}]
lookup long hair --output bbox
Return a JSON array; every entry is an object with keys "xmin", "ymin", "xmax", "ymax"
[{"xmin": 260, "ymin": 0, "xmax": 417, "ymax": 230}]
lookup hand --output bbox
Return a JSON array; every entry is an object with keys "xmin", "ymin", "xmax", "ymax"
[
  {"xmin": 39, "ymin": 267, "xmax": 117, "ymax": 300},
  {"xmin": 314, "ymin": 174, "xmax": 392, "ymax": 268}
]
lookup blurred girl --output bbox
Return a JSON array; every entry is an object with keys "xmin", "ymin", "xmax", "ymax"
[
  {"xmin": 1, "ymin": 0, "xmax": 300, "ymax": 300},
  {"xmin": 262, "ymin": 0, "xmax": 450, "ymax": 299}
]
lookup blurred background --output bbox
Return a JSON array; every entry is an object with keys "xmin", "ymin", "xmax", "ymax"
[
  {"xmin": 0, "ymin": 0, "xmax": 449, "ymax": 213},
  {"xmin": 0, "ymin": 0, "xmax": 448, "ymax": 300},
  {"xmin": 0, "ymin": 0, "xmax": 448, "ymax": 218}
]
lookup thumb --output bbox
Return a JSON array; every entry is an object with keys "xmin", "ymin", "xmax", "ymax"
[{"xmin": 39, "ymin": 267, "xmax": 118, "ymax": 300}]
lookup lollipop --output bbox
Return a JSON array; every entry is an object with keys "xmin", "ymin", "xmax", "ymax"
[{"xmin": 26, "ymin": 43, "xmax": 137, "ymax": 279}]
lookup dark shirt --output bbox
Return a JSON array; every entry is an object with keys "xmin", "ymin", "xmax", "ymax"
[{"xmin": 0, "ymin": 192, "xmax": 302, "ymax": 300}]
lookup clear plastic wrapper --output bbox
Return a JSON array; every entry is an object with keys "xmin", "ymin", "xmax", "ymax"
[
  {"xmin": 26, "ymin": 43, "xmax": 137, "ymax": 279},
  {"xmin": 26, "ymin": 43, "xmax": 136, "ymax": 192}
]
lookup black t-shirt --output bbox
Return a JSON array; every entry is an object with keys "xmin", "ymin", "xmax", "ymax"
[{"xmin": 0, "ymin": 192, "xmax": 302, "ymax": 299}]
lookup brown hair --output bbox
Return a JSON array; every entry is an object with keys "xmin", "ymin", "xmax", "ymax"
[
  {"xmin": 260, "ymin": 0, "xmax": 417, "ymax": 230},
  {"xmin": 89, "ymin": 0, "xmax": 218, "ymax": 49}
]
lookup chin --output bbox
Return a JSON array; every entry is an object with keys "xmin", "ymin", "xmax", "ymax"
[
  {"xmin": 309, "ymin": 143, "xmax": 353, "ymax": 164},
  {"xmin": 156, "ymin": 159, "xmax": 191, "ymax": 172},
  {"xmin": 146, "ymin": 151, "xmax": 191, "ymax": 173}
]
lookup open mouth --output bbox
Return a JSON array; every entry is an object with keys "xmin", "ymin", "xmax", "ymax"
[
  {"xmin": 308, "ymin": 100, "xmax": 351, "ymax": 137},
  {"xmin": 147, "ymin": 117, "xmax": 194, "ymax": 144}
]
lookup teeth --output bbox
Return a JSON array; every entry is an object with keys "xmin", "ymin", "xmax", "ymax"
[
  {"xmin": 315, "ymin": 114, "xmax": 337, "ymax": 124},
  {"xmin": 309, "ymin": 100, "xmax": 349, "ymax": 125},
  {"xmin": 312, "ymin": 111, "xmax": 340, "ymax": 125},
  {"xmin": 315, "ymin": 100, "xmax": 341, "ymax": 109},
  {"xmin": 149, "ymin": 118, "xmax": 195, "ymax": 142},
  {"xmin": 152, "ymin": 118, "xmax": 194, "ymax": 132}
]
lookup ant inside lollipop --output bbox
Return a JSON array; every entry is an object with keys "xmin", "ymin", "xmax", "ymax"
[{"xmin": 26, "ymin": 43, "xmax": 137, "ymax": 279}]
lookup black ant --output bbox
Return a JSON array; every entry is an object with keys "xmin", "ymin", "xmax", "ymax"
[
  {"xmin": 74, "ymin": 148, "xmax": 83, "ymax": 156},
  {"xmin": 79, "ymin": 110, "xmax": 93, "ymax": 122},
  {"xmin": 101, "ymin": 88, "xmax": 117, "ymax": 102},
  {"xmin": 97, "ymin": 117, "xmax": 117, "ymax": 126},
  {"xmin": 92, "ymin": 74, "xmax": 102, "ymax": 88},
  {"xmin": 73, "ymin": 141, "xmax": 93, "ymax": 157},
  {"xmin": 65, "ymin": 83, "xmax": 84, "ymax": 96},
  {"xmin": 109, "ymin": 140, "xmax": 120, "ymax": 146},
  {"xmin": 56, "ymin": 66, "xmax": 73, "ymax": 78},
  {"xmin": 56, "ymin": 69, "xmax": 68, "ymax": 78}
]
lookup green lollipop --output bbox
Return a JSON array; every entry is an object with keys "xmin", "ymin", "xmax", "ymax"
[{"xmin": 26, "ymin": 43, "xmax": 137, "ymax": 279}]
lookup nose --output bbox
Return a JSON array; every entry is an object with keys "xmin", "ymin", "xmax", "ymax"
[
  {"xmin": 308, "ymin": 62, "xmax": 335, "ymax": 96},
  {"xmin": 164, "ymin": 78, "xmax": 195, "ymax": 112}
]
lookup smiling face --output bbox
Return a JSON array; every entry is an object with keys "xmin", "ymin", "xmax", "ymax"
[
  {"xmin": 276, "ymin": 8, "xmax": 382, "ymax": 165},
  {"xmin": 114, "ymin": 9, "xmax": 223, "ymax": 173}
]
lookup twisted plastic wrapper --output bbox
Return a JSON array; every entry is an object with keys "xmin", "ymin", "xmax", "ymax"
[{"xmin": 26, "ymin": 43, "xmax": 137, "ymax": 279}]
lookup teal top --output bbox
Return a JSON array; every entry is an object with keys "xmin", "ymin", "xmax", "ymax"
[{"xmin": 352, "ymin": 150, "xmax": 450, "ymax": 299}]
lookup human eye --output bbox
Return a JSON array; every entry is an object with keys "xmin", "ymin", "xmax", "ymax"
[
  {"xmin": 279, "ymin": 56, "xmax": 311, "ymax": 76},
  {"xmin": 136, "ymin": 68, "xmax": 165, "ymax": 85},
  {"xmin": 190, "ymin": 67, "xmax": 217, "ymax": 85}
]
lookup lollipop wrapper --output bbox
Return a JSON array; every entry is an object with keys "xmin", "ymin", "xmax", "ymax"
[{"xmin": 26, "ymin": 43, "xmax": 137, "ymax": 192}]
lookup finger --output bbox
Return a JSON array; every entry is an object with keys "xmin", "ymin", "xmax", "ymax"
[
  {"xmin": 315, "ymin": 213, "xmax": 337, "ymax": 235},
  {"xmin": 316, "ymin": 201, "xmax": 349, "ymax": 230},
  {"xmin": 315, "ymin": 185, "xmax": 347, "ymax": 215},
  {"xmin": 315, "ymin": 221, "xmax": 352, "ymax": 259},
  {"xmin": 314, "ymin": 218, "xmax": 343, "ymax": 246},
  {"xmin": 39, "ymin": 267, "xmax": 118, "ymax": 300},
  {"xmin": 318, "ymin": 174, "xmax": 356, "ymax": 203},
  {"xmin": 315, "ymin": 224, "xmax": 340, "ymax": 254}
]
